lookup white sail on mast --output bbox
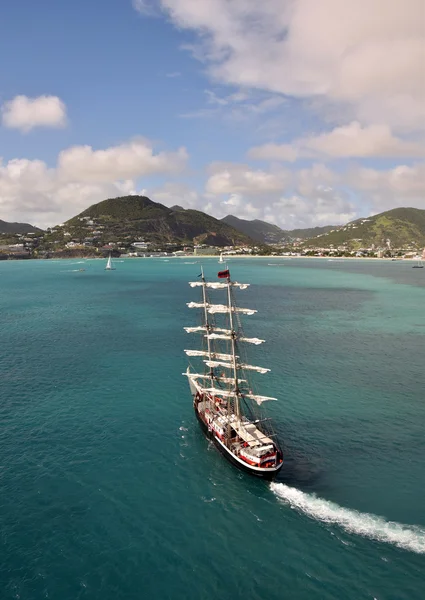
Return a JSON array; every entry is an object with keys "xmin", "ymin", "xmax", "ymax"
[
  {"xmin": 206, "ymin": 333, "xmax": 265, "ymax": 345},
  {"xmin": 182, "ymin": 372, "xmax": 247, "ymax": 384},
  {"xmin": 189, "ymin": 282, "xmax": 249, "ymax": 289},
  {"xmin": 240, "ymin": 363, "xmax": 271, "ymax": 374},
  {"xmin": 244, "ymin": 394, "xmax": 277, "ymax": 405},
  {"xmin": 202, "ymin": 388, "xmax": 236, "ymax": 397},
  {"xmin": 207, "ymin": 304, "xmax": 257, "ymax": 315},
  {"xmin": 182, "ymin": 372, "xmax": 246, "ymax": 383},
  {"xmin": 186, "ymin": 302, "xmax": 256, "ymax": 313},
  {"xmin": 204, "ymin": 360, "xmax": 270, "ymax": 374},
  {"xmin": 185, "ymin": 350, "xmax": 238, "ymax": 361},
  {"xmin": 187, "ymin": 302, "xmax": 256, "ymax": 315},
  {"xmin": 184, "ymin": 326, "xmax": 233, "ymax": 334}
]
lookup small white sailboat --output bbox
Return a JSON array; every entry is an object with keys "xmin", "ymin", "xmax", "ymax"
[
  {"xmin": 218, "ymin": 253, "xmax": 224, "ymax": 263},
  {"xmin": 105, "ymin": 253, "xmax": 116, "ymax": 271},
  {"xmin": 412, "ymin": 255, "xmax": 424, "ymax": 268}
]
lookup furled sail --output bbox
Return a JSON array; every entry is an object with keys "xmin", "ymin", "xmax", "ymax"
[
  {"xmin": 189, "ymin": 282, "xmax": 249, "ymax": 290},
  {"xmin": 187, "ymin": 302, "xmax": 206, "ymax": 309},
  {"xmin": 206, "ymin": 333, "xmax": 265, "ymax": 345},
  {"xmin": 239, "ymin": 363, "xmax": 271, "ymax": 374},
  {"xmin": 240, "ymin": 337, "xmax": 265, "ymax": 345},
  {"xmin": 206, "ymin": 304, "xmax": 257, "ymax": 315},
  {"xmin": 182, "ymin": 372, "xmax": 211, "ymax": 379},
  {"xmin": 187, "ymin": 302, "xmax": 256, "ymax": 315},
  {"xmin": 202, "ymin": 388, "xmax": 236, "ymax": 397},
  {"xmin": 244, "ymin": 394, "xmax": 277, "ymax": 405},
  {"xmin": 204, "ymin": 360, "xmax": 270, "ymax": 374},
  {"xmin": 213, "ymin": 376, "xmax": 246, "ymax": 384},
  {"xmin": 204, "ymin": 360, "xmax": 233, "ymax": 369},
  {"xmin": 185, "ymin": 350, "xmax": 237, "ymax": 361},
  {"xmin": 185, "ymin": 326, "xmax": 233, "ymax": 335},
  {"xmin": 182, "ymin": 372, "xmax": 246, "ymax": 384}
]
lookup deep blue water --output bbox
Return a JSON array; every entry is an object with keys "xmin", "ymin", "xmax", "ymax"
[{"xmin": 1, "ymin": 257, "xmax": 425, "ymax": 599}]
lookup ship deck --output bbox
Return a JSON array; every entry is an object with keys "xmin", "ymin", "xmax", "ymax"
[
  {"xmin": 198, "ymin": 398, "xmax": 274, "ymax": 449},
  {"xmin": 229, "ymin": 416, "xmax": 274, "ymax": 447}
]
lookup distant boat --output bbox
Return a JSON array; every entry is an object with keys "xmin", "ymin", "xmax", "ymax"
[
  {"xmin": 412, "ymin": 258, "xmax": 424, "ymax": 268},
  {"xmin": 105, "ymin": 253, "xmax": 115, "ymax": 270},
  {"xmin": 218, "ymin": 253, "xmax": 224, "ymax": 263}
]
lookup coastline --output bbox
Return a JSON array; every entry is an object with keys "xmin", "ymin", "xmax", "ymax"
[{"xmin": 0, "ymin": 254, "xmax": 420, "ymax": 263}]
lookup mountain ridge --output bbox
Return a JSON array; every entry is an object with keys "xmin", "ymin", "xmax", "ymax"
[
  {"xmin": 45, "ymin": 195, "xmax": 254, "ymax": 248},
  {"xmin": 221, "ymin": 214, "xmax": 335, "ymax": 243},
  {"xmin": 3, "ymin": 200, "xmax": 425, "ymax": 252},
  {"xmin": 303, "ymin": 207, "xmax": 425, "ymax": 249},
  {"xmin": 0, "ymin": 219, "xmax": 42, "ymax": 235}
]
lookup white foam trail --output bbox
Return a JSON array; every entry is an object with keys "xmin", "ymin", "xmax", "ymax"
[{"xmin": 271, "ymin": 483, "xmax": 425, "ymax": 554}]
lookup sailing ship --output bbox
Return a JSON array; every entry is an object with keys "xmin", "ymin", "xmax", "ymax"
[
  {"xmin": 105, "ymin": 253, "xmax": 115, "ymax": 271},
  {"xmin": 183, "ymin": 268, "xmax": 283, "ymax": 479},
  {"xmin": 412, "ymin": 257, "xmax": 424, "ymax": 268},
  {"xmin": 218, "ymin": 253, "xmax": 224, "ymax": 263}
]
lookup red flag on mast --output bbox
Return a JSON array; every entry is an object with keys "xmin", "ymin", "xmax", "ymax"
[{"xmin": 218, "ymin": 269, "xmax": 230, "ymax": 278}]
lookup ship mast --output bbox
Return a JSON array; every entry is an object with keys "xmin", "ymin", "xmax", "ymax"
[
  {"xmin": 200, "ymin": 266, "xmax": 214, "ymax": 382},
  {"xmin": 226, "ymin": 271, "xmax": 240, "ymax": 420}
]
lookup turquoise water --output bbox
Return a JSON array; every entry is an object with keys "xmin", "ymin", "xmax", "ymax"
[{"xmin": 1, "ymin": 257, "xmax": 425, "ymax": 599}]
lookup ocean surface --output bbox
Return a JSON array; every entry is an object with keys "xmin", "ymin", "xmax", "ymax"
[{"xmin": 1, "ymin": 257, "xmax": 425, "ymax": 600}]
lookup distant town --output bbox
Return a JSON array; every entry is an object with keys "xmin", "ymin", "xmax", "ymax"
[
  {"xmin": 1, "ymin": 225, "xmax": 424, "ymax": 261},
  {"xmin": 1, "ymin": 200, "xmax": 425, "ymax": 261}
]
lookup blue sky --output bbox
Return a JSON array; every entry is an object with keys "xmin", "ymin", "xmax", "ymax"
[{"xmin": 0, "ymin": 0, "xmax": 423, "ymax": 228}]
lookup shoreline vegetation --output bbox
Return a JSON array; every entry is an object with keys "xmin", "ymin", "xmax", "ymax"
[
  {"xmin": 1, "ymin": 200, "xmax": 424, "ymax": 262},
  {"xmin": 0, "ymin": 254, "xmax": 421, "ymax": 262}
]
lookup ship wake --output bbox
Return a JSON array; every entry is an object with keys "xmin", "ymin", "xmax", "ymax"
[{"xmin": 270, "ymin": 483, "xmax": 425, "ymax": 554}]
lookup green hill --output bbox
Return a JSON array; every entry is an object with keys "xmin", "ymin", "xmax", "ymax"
[
  {"xmin": 304, "ymin": 208, "xmax": 425, "ymax": 249},
  {"xmin": 0, "ymin": 219, "xmax": 42, "ymax": 235},
  {"xmin": 221, "ymin": 215, "xmax": 286, "ymax": 243},
  {"xmin": 46, "ymin": 195, "xmax": 253, "ymax": 248},
  {"xmin": 288, "ymin": 225, "xmax": 335, "ymax": 239},
  {"xmin": 222, "ymin": 214, "xmax": 334, "ymax": 243}
]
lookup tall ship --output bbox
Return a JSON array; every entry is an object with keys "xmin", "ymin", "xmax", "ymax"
[{"xmin": 184, "ymin": 268, "xmax": 283, "ymax": 479}]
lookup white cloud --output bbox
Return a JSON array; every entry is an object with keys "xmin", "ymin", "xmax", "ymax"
[
  {"xmin": 147, "ymin": 181, "xmax": 200, "ymax": 208},
  {"xmin": 201, "ymin": 162, "xmax": 352, "ymax": 227},
  {"xmin": 0, "ymin": 157, "xmax": 136, "ymax": 226},
  {"xmin": 1, "ymin": 95, "xmax": 67, "ymax": 132},
  {"xmin": 57, "ymin": 139, "xmax": 187, "ymax": 183},
  {"xmin": 349, "ymin": 163, "xmax": 425, "ymax": 197},
  {"xmin": 2, "ymin": 140, "xmax": 424, "ymax": 231},
  {"xmin": 132, "ymin": 0, "xmax": 158, "ymax": 16},
  {"xmin": 200, "ymin": 160, "xmax": 425, "ymax": 228},
  {"xmin": 345, "ymin": 162, "xmax": 425, "ymax": 213},
  {"xmin": 249, "ymin": 143, "xmax": 299, "ymax": 162},
  {"xmin": 181, "ymin": 89, "xmax": 285, "ymax": 120},
  {"xmin": 143, "ymin": 0, "xmax": 425, "ymax": 132},
  {"xmin": 0, "ymin": 138, "xmax": 188, "ymax": 226},
  {"xmin": 250, "ymin": 122, "xmax": 425, "ymax": 161},
  {"xmin": 205, "ymin": 188, "xmax": 356, "ymax": 230},
  {"xmin": 206, "ymin": 163, "xmax": 290, "ymax": 195}
]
